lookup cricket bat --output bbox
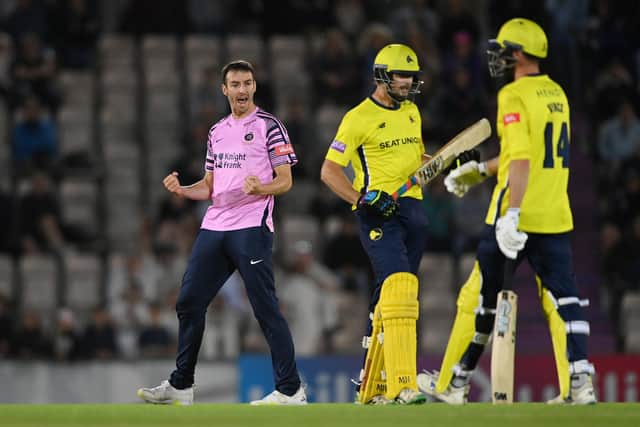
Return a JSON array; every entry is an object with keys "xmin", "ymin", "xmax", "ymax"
[
  {"xmin": 491, "ymin": 259, "xmax": 518, "ymax": 404},
  {"xmin": 392, "ymin": 118, "xmax": 492, "ymax": 199}
]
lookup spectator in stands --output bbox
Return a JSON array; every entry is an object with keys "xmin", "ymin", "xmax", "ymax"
[
  {"xmin": 0, "ymin": 293, "xmax": 14, "ymax": 357},
  {"xmin": 110, "ymin": 282, "xmax": 150, "ymax": 332},
  {"xmin": 602, "ymin": 216, "xmax": 640, "ymax": 350},
  {"xmin": 81, "ymin": 305, "xmax": 119, "ymax": 359},
  {"xmin": 437, "ymin": 65, "xmax": 486, "ymax": 141},
  {"xmin": 313, "ymin": 28, "xmax": 360, "ymax": 107},
  {"xmin": 49, "ymin": 0, "xmax": 99, "ymax": 69},
  {"xmin": 52, "ymin": 307, "xmax": 82, "ymax": 361},
  {"xmin": 11, "ymin": 309, "xmax": 52, "ymax": 359},
  {"xmin": 597, "ymin": 100, "xmax": 640, "ymax": 164},
  {"xmin": 10, "ymin": 32, "xmax": 60, "ymax": 112},
  {"xmin": 322, "ymin": 212, "xmax": 371, "ymax": 294},
  {"xmin": 389, "ymin": 0, "xmax": 440, "ymax": 43},
  {"xmin": 590, "ymin": 57, "xmax": 635, "ymax": 125},
  {"xmin": 3, "ymin": 0, "xmax": 49, "ymax": 43},
  {"xmin": 356, "ymin": 23, "xmax": 392, "ymax": 96},
  {"xmin": 187, "ymin": 0, "xmax": 233, "ymax": 34},
  {"xmin": 0, "ymin": 33, "xmax": 12, "ymax": 99},
  {"xmin": 0, "ymin": 183, "xmax": 17, "ymax": 254},
  {"xmin": 442, "ymin": 30, "xmax": 483, "ymax": 91},
  {"xmin": 438, "ymin": 0, "xmax": 480, "ymax": 52},
  {"xmin": 333, "ymin": 0, "xmax": 366, "ymax": 40},
  {"xmin": 421, "ymin": 175, "xmax": 454, "ymax": 253},
  {"xmin": 11, "ymin": 95, "xmax": 57, "ymax": 172},
  {"xmin": 138, "ymin": 302, "xmax": 173, "ymax": 358},
  {"xmin": 109, "ymin": 280, "xmax": 151, "ymax": 359},
  {"xmin": 190, "ymin": 65, "xmax": 225, "ymax": 123},
  {"xmin": 278, "ymin": 98, "xmax": 312, "ymax": 179},
  {"xmin": 119, "ymin": 0, "xmax": 188, "ymax": 35},
  {"xmin": 280, "ymin": 240, "xmax": 340, "ymax": 355},
  {"xmin": 18, "ymin": 171, "xmax": 64, "ymax": 253}
]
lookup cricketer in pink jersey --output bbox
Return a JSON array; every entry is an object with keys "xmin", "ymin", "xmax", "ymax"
[{"xmin": 138, "ymin": 60, "xmax": 306, "ymax": 406}]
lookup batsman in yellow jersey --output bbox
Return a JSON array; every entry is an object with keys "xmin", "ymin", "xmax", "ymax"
[
  {"xmin": 321, "ymin": 44, "xmax": 431, "ymax": 405},
  {"xmin": 416, "ymin": 18, "xmax": 597, "ymax": 405}
]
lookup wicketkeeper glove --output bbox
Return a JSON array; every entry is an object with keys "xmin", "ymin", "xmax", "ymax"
[
  {"xmin": 444, "ymin": 160, "xmax": 489, "ymax": 197},
  {"xmin": 357, "ymin": 189, "xmax": 399, "ymax": 220},
  {"xmin": 495, "ymin": 208, "xmax": 528, "ymax": 259}
]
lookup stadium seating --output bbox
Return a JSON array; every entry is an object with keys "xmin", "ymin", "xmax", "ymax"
[{"xmin": 0, "ymin": 254, "xmax": 13, "ymax": 299}]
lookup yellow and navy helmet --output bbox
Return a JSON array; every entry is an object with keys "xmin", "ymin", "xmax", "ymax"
[
  {"xmin": 373, "ymin": 44, "xmax": 423, "ymax": 101},
  {"xmin": 487, "ymin": 18, "xmax": 548, "ymax": 77}
]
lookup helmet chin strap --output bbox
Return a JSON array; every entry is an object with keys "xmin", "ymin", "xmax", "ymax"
[{"xmin": 385, "ymin": 83, "xmax": 408, "ymax": 103}]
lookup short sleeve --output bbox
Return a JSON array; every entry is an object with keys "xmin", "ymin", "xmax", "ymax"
[
  {"xmin": 324, "ymin": 112, "xmax": 362, "ymax": 166},
  {"xmin": 499, "ymin": 90, "xmax": 531, "ymax": 160},
  {"xmin": 204, "ymin": 126, "xmax": 216, "ymax": 171},
  {"xmin": 265, "ymin": 116, "xmax": 298, "ymax": 168}
]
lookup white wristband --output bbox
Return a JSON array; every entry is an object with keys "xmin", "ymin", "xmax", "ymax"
[{"xmin": 478, "ymin": 161, "xmax": 488, "ymax": 177}]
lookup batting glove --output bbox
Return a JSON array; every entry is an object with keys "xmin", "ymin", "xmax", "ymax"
[
  {"xmin": 444, "ymin": 161, "xmax": 488, "ymax": 198},
  {"xmin": 443, "ymin": 149, "xmax": 481, "ymax": 175},
  {"xmin": 357, "ymin": 189, "xmax": 399, "ymax": 220},
  {"xmin": 495, "ymin": 208, "xmax": 528, "ymax": 259}
]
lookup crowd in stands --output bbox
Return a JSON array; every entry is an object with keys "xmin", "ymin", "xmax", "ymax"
[{"xmin": 0, "ymin": 0, "xmax": 639, "ymax": 359}]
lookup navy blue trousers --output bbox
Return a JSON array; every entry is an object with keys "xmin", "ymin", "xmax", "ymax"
[
  {"xmin": 169, "ymin": 225, "xmax": 301, "ymax": 395},
  {"xmin": 356, "ymin": 197, "xmax": 429, "ymax": 333},
  {"xmin": 470, "ymin": 225, "xmax": 588, "ymax": 362}
]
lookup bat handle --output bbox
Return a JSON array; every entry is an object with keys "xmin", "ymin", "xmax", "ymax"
[
  {"xmin": 503, "ymin": 259, "xmax": 517, "ymax": 292},
  {"xmin": 391, "ymin": 175, "xmax": 419, "ymax": 201}
]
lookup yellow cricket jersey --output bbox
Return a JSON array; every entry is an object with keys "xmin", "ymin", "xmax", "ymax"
[
  {"xmin": 485, "ymin": 74, "xmax": 573, "ymax": 233},
  {"xmin": 325, "ymin": 97, "xmax": 425, "ymax": 204}
]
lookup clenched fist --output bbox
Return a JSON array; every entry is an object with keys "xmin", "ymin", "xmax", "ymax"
[
  {"xmin": 243, "ymin": 175, "xmax": 263, "ymax": 195},
  {"xmin": 163, "ymin": 171, "xmax": 183, "ymax": 195}
]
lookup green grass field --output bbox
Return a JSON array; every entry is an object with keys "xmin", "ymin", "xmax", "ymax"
[{"xmin": 1, "ymin": 403, "xmax": 639, "ymax": 427}]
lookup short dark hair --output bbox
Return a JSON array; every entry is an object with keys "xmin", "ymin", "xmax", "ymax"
[{"xmin": 221, "ymin": 60, "xmax": 255, "ymax": 84}]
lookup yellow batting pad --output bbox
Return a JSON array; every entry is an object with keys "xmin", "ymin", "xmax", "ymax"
[
  {"xmin": 537, "ymin": 276, "xmax": 570, "ymax": 399},
  {"xmin": 436, "ymin": 262, "xmax": 482, "ymax": 393},
  {"xmin": 379, "ymin": 272, "xmax": 419, "ymax": 400},
  {"xmin": 358, "ymin": 305, "xmax": 386, "ymax": 403}
]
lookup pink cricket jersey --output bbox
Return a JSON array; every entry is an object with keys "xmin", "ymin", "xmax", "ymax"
[{"xmin": 202, "ymin": 107, "xmax": 297, "ymax": 231}]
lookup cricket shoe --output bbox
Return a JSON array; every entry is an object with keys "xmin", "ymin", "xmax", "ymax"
[
  {"xmin": 417, "ymin": 370, "xmax": 468, "ymax": 405},
  {"xmin": 546, "ymin": 376, "xmax": 597, "ymax": 405},
  {"xmin": 359, "ymin": 394, "xmax": 395, "ymax": 405},
  {"xmin": 250, "ymin": 386, "xmax": 307, "ymax": 405},
  {"xmin": 137, "ymin": 380, "xmax": 193, "ymax": 405},
  {"xmin": 570, "ymin": 375, "xmax": 597, "ymax": 405},
  {"xmin": 395, "ymin": 388, "xmax": 427, "ymax": 405}
]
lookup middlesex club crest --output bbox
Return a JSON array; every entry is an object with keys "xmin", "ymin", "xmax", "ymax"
[{"xmin": 244, "ymin": 132, "xmax": 254, "ymax": 142}]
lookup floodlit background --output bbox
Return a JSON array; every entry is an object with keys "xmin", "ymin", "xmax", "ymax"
[{"xmin": 0, "ymin": 0, "xmax": 638, "ymax": 403}]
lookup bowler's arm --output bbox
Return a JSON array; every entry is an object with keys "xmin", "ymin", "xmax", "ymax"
[
  {"xmin": 244, "ymin": 164, "xmax": 293, "ymax": 196},
  {"xmin": 164, "ymin": 171, "xmax": 213, "ymax": 201}
]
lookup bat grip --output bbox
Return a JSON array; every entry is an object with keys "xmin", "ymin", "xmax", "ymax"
[
  {"xmin": 391, "ymin": 175, "xmax": 419, "ymax": 200},
  {"xmin": 502, "ymin": 259, "xmax": 516, "ymax": 292}
]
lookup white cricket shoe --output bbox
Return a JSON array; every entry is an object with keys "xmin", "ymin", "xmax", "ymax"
[
  {"xmin": 250, "ymin": 386, "xmax": 307, "ymax": 405},
  {"xmin": 364, "ymin": 394, "xmax": 395, "ymax": 405},
  {"xmin": 546, "ymin": 394, "xmax": 568, "ymax": 404},
  {"xmin": 395, "ymin": 388, "xmax": 427, "ymax": 405},
  {"xmin": 570, "ymin": 378, "xmax": 597, "ymax": 405},
  {"xmin": 137, "ymin": 380, "xmax": 194, "ymax": 405},
  {"xmin": 417, "ymin": 370, "xmax": 468, "ymax": 405},
  {"xmin": 546, "ymin": 376, "xmax": 597, "ymax": 405}
]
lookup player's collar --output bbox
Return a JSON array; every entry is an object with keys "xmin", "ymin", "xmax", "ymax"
[{"xmin": 368, "ymin": 95, "xmax": 400, "ymax": 111}]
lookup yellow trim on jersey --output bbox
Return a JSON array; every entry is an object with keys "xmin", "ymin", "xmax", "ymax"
[
  {"xmin": 485, "ymin": 75, "xmax": 573, "ymax": 233},
  {"xmin": 325, "ymin": 97, "xmax": 425, "ymax": 202}
]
